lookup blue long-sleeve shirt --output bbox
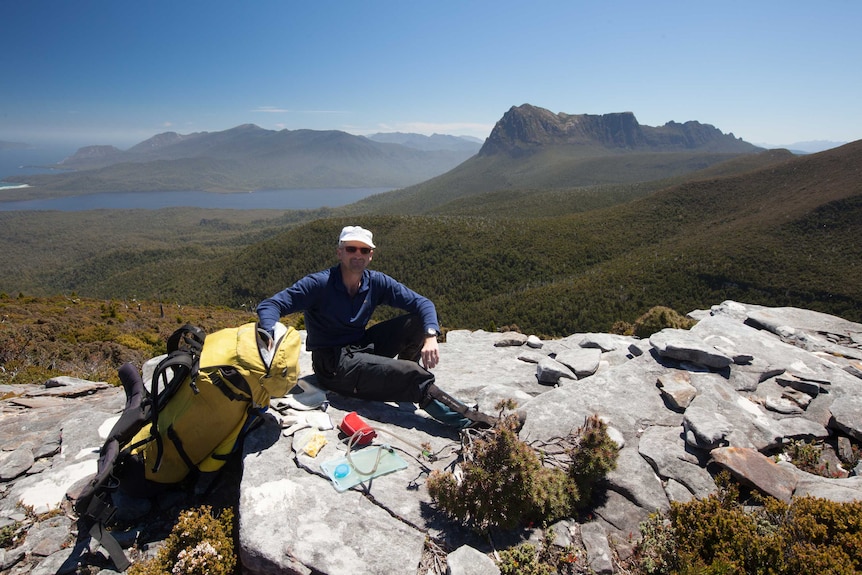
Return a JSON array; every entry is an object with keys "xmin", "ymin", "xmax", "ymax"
[{"xmin": 256, "ymin": 265, "xmax": 439, "ymax": 350}]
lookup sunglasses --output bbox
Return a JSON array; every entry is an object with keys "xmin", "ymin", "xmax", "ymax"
[{"xmin": 343, "ymin": 245, "xmax": 372, "ymax": 255}]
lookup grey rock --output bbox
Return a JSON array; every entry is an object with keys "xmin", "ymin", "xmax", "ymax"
[
  {"xmin": 637, "ymin": 426, "xmax": 716, "ymax": 500},
  {"xmin": 446, "ymin": 545, "xmax": 499, "ymax": 575},
  {"xmin": 683, "ymin": 406, "xmax": 732, "ymax": 449},
  {"xmin": 30, "ymin": 548, "xmax": 79, "ymax": 575},
  {"xmin": 1, "ymin": 546, "xmax": 26, "ymax": 571},
  {"xmin": 592, "ymin": 489, "xmax": 650, "ymax": 559},
  {"xmin": 579, "ymin": 333, "xmax": 622, "ymax": 352},
  {"xmin": 781, "ymin": 386, "xmax": 814, "ymax": 409},
  {"xmin": 516, "ymin": 349, "xmax": 548, "ymax": 364},
  {"xmin": 775, "ymin": 372, "xmax": 824, "ymax": 396},
  {"xmin": 686, "ymin": 372, "xmax": 782, "ymax": 451},
  {"xmin": 787, "ymin": 464, "xmax": 862, "ymax": 502},
  {"xmin": 838, "ymin": 436, "xmax": 854, "ymax": 462},
  {"xmin": 536, "ymin": 357, "xmax": 576, "ymax": 385},
  {"xmin": 829, "ymin": 393, "xmax": 862, "ymax": 442},
  {"xmin": 520, "ymin": 351, "xmax": 681, "ymax": 445},
  {"xmin": 656, "ymin": 371, "xmax": 697, "ymax": 410},
  {"xmin": 772, "ymin": 417, "xmax": 830, "ymax": 444},
  {"xmin": 0, "ymin": 446, "xmax": 35, "ymax": 481},
  {"xmin": 27, "ymin": 520, "xmax": 71, "ymax": 557},
  {"xmin": 580, "ymin": 522, "xmax": 613, "ymax": 575},
  {"xmin": 493, "ymin": 332, "xmax": 528, "ymax": 347},
  {"xmin": 44, "ymin": 375, "xmax": 106, "ymax": 389},
  {"xmin": 664, "ymin": 478, "xmax": 695, "ymax": 503},
  {"xmin": 548, "ymin": 518, "xmax": 576, "ymax": 547},
  {"xmin": 555, "ymin": 347, "xmax": 602, "ymax": 378},
  {"xmin": 845, "ymin": 360, "xmax": 862, "ymax": 379},
  {"xmin": 606, "ymin": 447, "xmax": 669, "ymax": 513},
  {"xmin": 526, "ymin": 334, "xmax": 543, "ymax": 349},
  {"xmin": 32, "ymin": 428, "xmax": 62, "ymax": 460},
  {"xmin": 764, "ymin": 395, "xmax": 805, "ymax": 415},
  {"xmin": 239, "ymin": 415, "xmax": 427, "ymax": 575},
  {"xmin": 650, "ymin": 328, "xmax": 732, "ymax": 369}
]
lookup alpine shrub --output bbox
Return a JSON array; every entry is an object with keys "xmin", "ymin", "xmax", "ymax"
[
  {"xmin": 632, "ymin": 474, "xmax": 862, "ymax": 575},
  {"xmin": 497, "ymin": 529, "xmax": 581, "ymax": 575},
  {"xmin": 128, "ymin": 505, "xmax": 235, "ymax": 575},
  {"xmin": 428, "ymin": 413, "xmax": 618, "ymax": 532},
  {"xmin": 567, "ymin": 414, "xmax": 619, "ymax": 506},
  {"xmin": 632, "ymin": 306, "xmax": 696, "ymax": 338}
]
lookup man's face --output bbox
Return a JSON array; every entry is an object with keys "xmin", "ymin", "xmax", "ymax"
[{"xmin": 337, "ymin": 242, "xmax": 374, "ymax": 272}]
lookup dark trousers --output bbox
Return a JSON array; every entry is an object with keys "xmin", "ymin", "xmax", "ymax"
[{"xmin": 310, "ymin": 314, "xmax": 434, "ymax": 404}]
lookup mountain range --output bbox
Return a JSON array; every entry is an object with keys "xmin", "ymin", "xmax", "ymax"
[
  {"xmin": 3, "ymin": 126, "xmax": 482, "ymax": 196},
  {"xmin": 5, "ymin": 105, "xmax": 763, "ymax": 199},
  {"xmin": 2, "ymin": 103, "xmax": 859, "ymax": 334}
]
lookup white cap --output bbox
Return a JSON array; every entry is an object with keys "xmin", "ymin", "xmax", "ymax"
[{"xmin": 338, "ymin": 225, "xmax": 375, "ymax": 248}]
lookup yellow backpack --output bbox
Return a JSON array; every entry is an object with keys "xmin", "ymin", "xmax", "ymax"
[
  {"xmin": 126, "ymin": 321, "xmax": 300, "ymax": 484},
  {"xmin": 72, "ymin": 321, "xmax": 300, "ymax": 570}
]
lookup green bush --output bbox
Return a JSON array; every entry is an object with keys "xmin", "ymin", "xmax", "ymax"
[
  {"xmin": 128, "ymin": 505, "xmax": 235, "ymax": 575},
  {"xmin": 497, "ymin": 529, "xmax": 580, "ymax": 575},
  {"xmin": 568, "ymin": 414, "xmax": 620, "ymax": 506},
  {"xmin": 632, "ymin": 475, "xmax": 862, "ymax": 574},
  {"xmin": 632, "ymin": 306, "xmax": 697, "ymax": 338},
  {"xmin": 427, "ymin": 414, "xmax": 618, "ymax": 532}
]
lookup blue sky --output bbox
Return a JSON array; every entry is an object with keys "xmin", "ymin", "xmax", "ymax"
[{"xmin": 2, "ymin": 0, "xmax": 860, "ymax": 149}]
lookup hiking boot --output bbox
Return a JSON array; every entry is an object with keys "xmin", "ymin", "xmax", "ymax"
[
  {"xmin": 422, "ymin": 383, "xmax": 498, "ymax": 429},
  {"xmin": 461, "ymin": 405, "xmax": 499, "ymax": 429}
]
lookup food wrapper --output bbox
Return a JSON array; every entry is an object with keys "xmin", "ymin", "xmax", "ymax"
[{"xmin": 302, "ymin": 432, "xmax": 328, "ymax": 457}]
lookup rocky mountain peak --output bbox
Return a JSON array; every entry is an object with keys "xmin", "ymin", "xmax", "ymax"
[{"xmin": 480, "ymin": 104, "xmax": 760, "ymax": 156}]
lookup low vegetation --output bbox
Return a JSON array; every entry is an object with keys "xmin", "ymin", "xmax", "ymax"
[
  {"xmin": 0, "ymin": 293, "xmax": 256, "ymax": 385},
  {"xmin": 428, "ymin": 412, "xmax": 619, "ymax": 532},
  {"xmin": 128, "ymin": 506, "xmax": 236, "ymax": 575},
  {"xmin": 630, "ymin": 475, "xmax": 862, "ymax": 575},
  {"xmin": 497, "ymin": 529, "xmax": 581, "ymax": 575}
]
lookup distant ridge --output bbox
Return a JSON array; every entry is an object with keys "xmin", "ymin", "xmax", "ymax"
[
  {"xmin": 757, "ymin": 140, "xmax": 847, "ymax": 154},
  {"xmin": 481, "ymin": 104, "xmax": 761, "ymax": 156},
  {"xmin": 8, "ymin": 125, "xmax": 479, "ymax": 195},
  {"xmin": 365, "ymin": 132, "xmax": 482, "ymax": 153}
]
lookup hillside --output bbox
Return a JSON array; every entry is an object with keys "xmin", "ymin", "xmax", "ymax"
[
  {"xmin": 4, "ymin": 140, "xmax": 853, "ymax": 337},
  {"xmin": 2, "ymin": 126, "xmax": 479, "ymax": 199},
  {"xmin": 349, "ymin": 104, "xmax": 766, "ymax": 214},
  {"xmin": 224, "ymin": 141, "xmax": 860, "ymax": 333},
  {"xmin": 421, "ymin": 148, "xmax": 798, "ymax": 218}
]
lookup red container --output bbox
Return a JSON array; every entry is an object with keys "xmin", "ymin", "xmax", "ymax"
[{"xmin": 339, "ymin": 411, "xmax": 377, "ymax": 446}]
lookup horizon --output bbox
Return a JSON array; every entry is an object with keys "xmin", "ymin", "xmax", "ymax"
[
  {"xmin": 2, "ymin": 1, "xmax": 861, "ymax": 149},
  {"xmin": 0, "ymin": 121, "xmax": 849, "ymax": 161}
]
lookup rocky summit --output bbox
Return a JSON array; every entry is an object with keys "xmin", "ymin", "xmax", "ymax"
[
  {"xmin": 2, "ymin": 300, "xmax": 862, "ymax": 574},
  {"xmin": 479, "ymin": 104, "xmax": 761, "ymax": 156}
]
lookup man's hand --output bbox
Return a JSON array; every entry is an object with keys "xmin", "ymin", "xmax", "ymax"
[
  {"xmin": 421, "ymin": 337, "xmax": 440, "ymax": 369},
  {"xmin": 257, "ymin": 326, "xmax": 274, "ymax": 351}
]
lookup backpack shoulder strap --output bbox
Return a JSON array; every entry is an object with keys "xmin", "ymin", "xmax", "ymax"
[
  {"xmin": 166, "ymin": 323, "xmax": 206, "ymax": 356},
  {"xmin": 148, "ymin": 325, "xmax": 207, "ymax": 472}
]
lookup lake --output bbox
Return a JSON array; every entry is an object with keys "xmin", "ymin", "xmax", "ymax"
[
  {"xmin": 0, "ymin": 148, "xmax": 392, "ymax": 211},
  {"xmin": 0, "ymin": 187, "xmax": 392, "ymax": 211}
]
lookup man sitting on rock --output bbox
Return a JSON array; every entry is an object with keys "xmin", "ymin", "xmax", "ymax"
[{"xmin": 256, "ymin": 225, "xmax": 497, "ymax": 429}]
